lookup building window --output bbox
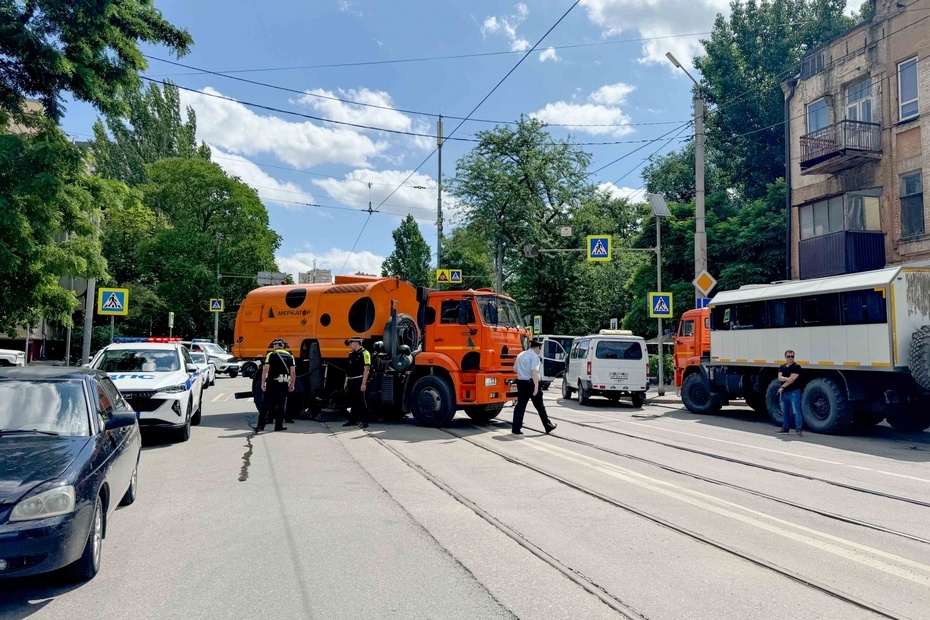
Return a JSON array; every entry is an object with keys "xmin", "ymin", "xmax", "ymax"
[
  {"xmin": 807, "ymin": 99, "xmax": 830, "ymax": 132},
  {"xmin": 901, "ymin": 171, "xmax": 925, "ymax": 237},
  {"xmin": 898, "ymin": 57, "xmax": 919, "ymax": 120},
  {"xmin": 846, "ymin": 77, "xmax": 873, "ymax": 123},
  {"xmin": 799, "ymin": 193, "xmax": 882, "ymax": 240}
]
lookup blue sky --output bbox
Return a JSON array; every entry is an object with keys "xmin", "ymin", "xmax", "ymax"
[{"xmin": 61, "ymin": 0, "xmax": 860, "ymax": 279}]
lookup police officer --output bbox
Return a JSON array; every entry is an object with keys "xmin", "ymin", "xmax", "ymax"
[
  {"xmin": 342, "ymin": 337, "xmax": 371, "ymax": 429},
  {"xmin": 258, "ymin": 338, "xmax": 295, "ymax": 432}
]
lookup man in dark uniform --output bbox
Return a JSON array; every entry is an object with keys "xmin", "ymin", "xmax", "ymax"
[
  {"xmin": 258, "ymin": 338, "xmax": 295, "ymax": 432},
  {"xmin": 342, "ymin": 337, "xmax": 371, "ymax": 429}
]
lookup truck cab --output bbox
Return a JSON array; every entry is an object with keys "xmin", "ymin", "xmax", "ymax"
[{"xmin": 673, "ymin": 308, "xmax": 710, "ymax": 387}]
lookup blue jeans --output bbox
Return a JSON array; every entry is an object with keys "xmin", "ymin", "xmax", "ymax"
[{"xmin": 781, "ymin": 389, "xmax": 802, "ymax": 430}]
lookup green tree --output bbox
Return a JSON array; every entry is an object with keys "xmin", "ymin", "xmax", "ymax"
[
  {"xmin": 0, "ymin": 118, "xmax": 108, "ymax": 333},
  {"xmin": 92, "ymin": 80, "xmax": 204, "ymax": 186},
  {"xmin": 136, "ymin": 157, "xmax": 280, "ymax": 337},
  {"xmin": 694, "ymin": 0, "xmax": 857, "ymax": 198},
  {"xmin": 451, "ymin": 117, "xmax": 592, "ymax": 292},
  {"xmin": 0, "ymin": 0, "xmax": 192, "ymax": 121},
  {"xmin": 441, "ymin": 224, "xmax": 495, "ymax": 291},
  {"xmin": 381, "ymin": 214, "xmax": 432, "ymax": 288}
]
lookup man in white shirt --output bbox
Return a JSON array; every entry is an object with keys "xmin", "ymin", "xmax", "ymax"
[{"xmin": 511, "ymin": 340, "xmax": 557, "ymax": 435}]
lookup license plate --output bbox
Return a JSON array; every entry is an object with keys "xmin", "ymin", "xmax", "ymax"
[{"xmin": 610, "ymin": 372, "xmax": 628, "ymax": 380}]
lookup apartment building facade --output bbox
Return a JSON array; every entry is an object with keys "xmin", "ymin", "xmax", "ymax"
[{"xmin": 785, "ymin": 0, "xmax": 930, "ymax": 279}]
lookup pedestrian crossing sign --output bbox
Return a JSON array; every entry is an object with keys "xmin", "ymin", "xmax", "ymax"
[
  {"xmin": 436, "ymin": 269, "xmax": 451, "ymax": 283},
  {"xmin": 586, "ymin": 235, "xmax": 611, "ymax": 262},
  {"xmin": 449, "ymin": 269, "xmax": 462, "ymax": 283},
  {"xmin": 648, "ymin": 292, "xmax": 673, "ymax": 319},
  {"xmin": 97, "ymin": 288, "xmax": 129, "ymax": 316},
  {"xmin": 210, "ymin": 298, "xmax": 224, "ymax": 312}
]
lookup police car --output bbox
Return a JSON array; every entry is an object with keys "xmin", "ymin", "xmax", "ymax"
[{"xmin": 89, "ymin": 338, "xmax": 204, "ymax": 442}]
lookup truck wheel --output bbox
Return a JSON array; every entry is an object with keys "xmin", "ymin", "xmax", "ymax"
[
  {"xmin": 886, "ymin": 401, "xmax": 930, "ymax": 432},
  {"xmin": 801, "ymin": 378, "xmax": 852, "ymax": 434},
  {"xmin": 410, "ymin": 376, "xmax": 456, "ymax": 427},
  {"xmin": 765, "ymin": 379, "xmax": 784, "ymax": 426},
  {"xmin": 561, "ymin": 377, "xmax": 574, "ymax": 399},
  {"xmin": 681, "ymin": 373, "xmax": 722, "ymax": 415},
  {"xmin": 576, "ymin": 381, "xmax": 590, "ymax": 406},
  {"xmin": 744, "ymin": 392, "xmax": 767, "ymax": 413},
  {"xmin": 384, "ymin": 313, "xmax": 420, "ymax": 353},
  {"xmin": 241, "ymin": 361, "xmax": 258, "ymax": 379},
  {"xmin": 464, "ymin": 403, "xmax": 503, "ymax": 423},
  {"xmin": 908, "ymin": 325, "xmax": 930, "ymax": 391}
]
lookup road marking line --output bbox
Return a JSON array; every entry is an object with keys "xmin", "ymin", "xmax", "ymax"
[
  {"xmin": 516, "ymin": 438, "xmax": 930, "ymax": 584},
  {"xmin": 211, "ymin": 393, "xmax": 227, "ymax": 402}
]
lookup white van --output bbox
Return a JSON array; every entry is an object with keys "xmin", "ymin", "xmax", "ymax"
[
  {"xmin": 561, "ymin": 330, "xmax": 648, "ymax": 407},
  {"xmin": 537, "ymin": 335, "xmax": 575, "ymax": 390}
]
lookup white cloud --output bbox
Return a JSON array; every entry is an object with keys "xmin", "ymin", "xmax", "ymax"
[
  {"xmin": 211, "ymin": 147, "xmax": 315, "ymax": 209},
  {"xmin": 338, "ymin": 0, "xmax": 362, "ymax": 16},
  {"xmin": 312, "ymin": 169, "xmax": 455, "ymax": 221},
  {"xmin": 539, "ymin": 47, "xmax": 560, "ymax": 63},
  {"xmin": 277, "ymin": 248, "xmax": 385, "ymax": 278},
  {"xmin": 296, "ymin": 87, "xmax": 416, "ymax": 133},
  {"xmin": 481, "ymin": 3, "xmax": 531, "ymax": 52},
  {"xmin": 598, "ymin": 182, "xmax": 645, "ymax": 203},
  {"xmin": 531, "ymin": 82, "xmax": 636, "ymax": 137},
  {"xmin": 180, "ymin": 87, "xmax": 389, "ymax": 169},
  {"xmin": 579, "ymin": 0, "xmax": 730, "ymax": 69}
]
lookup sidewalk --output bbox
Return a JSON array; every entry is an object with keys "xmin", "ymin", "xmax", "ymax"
[{"xmin": 646, "ymin": 384, "xmax": 682, "ymax": 405}]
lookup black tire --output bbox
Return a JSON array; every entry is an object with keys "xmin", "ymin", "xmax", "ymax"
[
  {"xmin": 909, "ymin": 325, "xmax": 930, "ymax": 391},
  {"xmin": 464, "ymin": 403, "xmax": 503, "ymax": 423},
  {"xmin": 384, "ymin": 313, "xmax": 420, "ymax": 354},
  {"xmin": 631, "ymin": 392, "xmax": 645, "ymax": 408},
  {"xmin": 241, "ymin": 361, "xmax": 258, "ymax": 379},
  {"xmin": 561, "ymin": 377, "xmax": 574, "ymax": 399},
  {"xmin": 886, "ymin": 401, "xmax": 930, "ymax": 432},
  {"xmin": 801, "ymin": 377, "xmax": 852, "ymax": 434},
  {"xmin": 191, "ymin": 390, "xmax": 203, "ymax": 426},
  {"xmin": 681, "ymin": 373, "xmax": 722, "ymax": 415},
  {"xmin": 175, "ymin": 399, "xmax": 192, "ymax": 442},
  {"xmin": 120, "ymin": 462, "xmax": 138, "ymax": 507},
  {"xmin": 765, "ymin": 379, "xmax": 784, "ymax": 426},
  {"xmin": 744, "ymin": 392, "xmax": 767, "ymax": 413},
  {"xmin": 228, "ymin": 370, "xmax": 239, "ymax": 378},
  {"xmin": 576, "ymin": 381, "xmax": 590, "ymax": 406},
  {"xmin": 410, "ymin": 375, "xmax": 456, "ymax": 427},
  {"xmin": 64, "ymin": 495, "xmax": 103, "ymax": 582}
]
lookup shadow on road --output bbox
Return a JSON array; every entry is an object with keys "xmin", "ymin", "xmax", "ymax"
[{"xmin": 0, "ymin": 572, "xmax": 81, "ymax": 618}]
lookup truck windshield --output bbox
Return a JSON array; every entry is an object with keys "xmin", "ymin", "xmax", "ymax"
[{"xmin": 476, "ymin": 296, "xmax": 523, "ymax": 328}]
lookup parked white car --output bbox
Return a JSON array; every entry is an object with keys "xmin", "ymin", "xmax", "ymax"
[
  {"xmin": 89, "ymin": 338, "xmax": 204, "ymax": 442},
  {"xmin": 189, "ymin": 352, "xmax": 216, "ymax": 388},
  {"xmin": 0, "ymin": 348, "xmax": 25, "ymax": 367},
  {"xmin": 562, "ymin": 330, "xmax": 648, "ymax": 408}
]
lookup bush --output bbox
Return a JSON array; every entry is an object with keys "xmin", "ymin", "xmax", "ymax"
[{"xmin": 649, "ymin": 353, "xmax": 674, "ymax": 383}]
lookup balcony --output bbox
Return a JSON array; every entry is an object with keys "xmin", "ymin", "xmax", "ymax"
[
  {"xmin": 798, "ymin": 230, "xmax": 885, "ymax": 279},
  {"xmin": 800, "ymin": 120, "xmax": 882, "ymax": 175}
]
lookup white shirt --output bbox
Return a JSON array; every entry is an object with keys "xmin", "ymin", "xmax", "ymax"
[{"xmin": 514, "ymin": 348, "xmax": 541, "ymax": 381}]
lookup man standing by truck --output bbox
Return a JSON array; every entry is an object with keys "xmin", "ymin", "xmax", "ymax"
[
  {"xmin": 511, "ymin": 340, "xmax": 557, "ymax": 435},
  {"xmin": 776, "ymin": 349, "xmax": 803, "ymax": 437},
  {"xmin": 259, "ymin": 338, "xmax": 295, "ymax": 432},
  {"xmin": 343, "ymin": 337, "xmax": 371, "ymax": 429}
]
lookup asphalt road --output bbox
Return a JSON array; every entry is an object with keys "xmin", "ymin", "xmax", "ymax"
[{"xmin": 2, "ymin": 378, "xmax": 929, "ymax": 619}]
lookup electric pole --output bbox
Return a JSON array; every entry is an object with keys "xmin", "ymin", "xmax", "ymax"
[{"xmin": 437, "ymin": 116, "xmax": 444, "ymax": 268}]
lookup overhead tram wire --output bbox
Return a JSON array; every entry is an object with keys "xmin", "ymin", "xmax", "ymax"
[
  {"xmin": 337, "ymin": 212, "xmax": 375, "ymax": 275},
  {"xmin": 371, "ymin": 0, "xmax": 584, "ymax": 217},
  {"xmin": 587, "ymin": 121, "xmax": 692, "ymax": 177},
  {"xmin": 144, "ymin": 54, "xmax": 687, "ymax": 130},
  {"xmin": 611, "ymin": 122, "xmax": 694, "ymax": 186}
]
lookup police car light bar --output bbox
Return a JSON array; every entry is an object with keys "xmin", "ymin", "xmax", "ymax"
[
  {"xmin": 191, "ymin": 338, "xmax": 212, "ymax": 343},
  {"xmin": 112, "ymin": 337, "xmax": 183, "ymax": 343}
]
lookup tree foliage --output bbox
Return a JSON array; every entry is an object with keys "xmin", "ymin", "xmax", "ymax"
[
  {"xmin": 0, "ymin": 117, "xmax": 108, "ymax": 333},
  {"xmin": 694, "ymin": 0, "xmax": 857, "ymax": 198},
  {"xmin": 440, "ymin": 225, "xmax": 495, "ymax": 291},
  {"xmin": 92, "ymin": 80, "xmax": 205, "ymax": 186},
  {"xmin": 0, "ymin": 0, "xmax": 192, "ymax": 121},
  {"xmin": 381, "ymin": 215, "xmax": 432, "ymax": 288}
]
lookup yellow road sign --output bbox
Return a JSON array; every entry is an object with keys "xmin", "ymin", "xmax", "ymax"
[{"xmin": 436, "ymin": 269, "xmax": 451, "ymax": 283}]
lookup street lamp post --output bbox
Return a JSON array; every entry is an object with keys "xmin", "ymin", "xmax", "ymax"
[{"xmin": 666, "ymin": 52, "xmax": 707, "ymax": 302}]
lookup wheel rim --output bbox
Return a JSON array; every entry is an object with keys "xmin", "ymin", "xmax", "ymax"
[
  {"xmin": 690, "ymin": 382, "xmax": 710, "ymax": 407},
  {"xmin": 91, "ymin": 499, "xmax": 103, "ymax": 569},
  {"xmin": 418, "ymin": 387, "xmax": 442, "ymax": 415},
  {"xmin": 809, "ymin": 391, "xmax": 831, "ymax": 421}
]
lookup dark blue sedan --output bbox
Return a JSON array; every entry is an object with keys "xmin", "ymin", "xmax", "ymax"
[{"xmin": 0, "ymin": 367, "xmax": 141, "ymax": 581}]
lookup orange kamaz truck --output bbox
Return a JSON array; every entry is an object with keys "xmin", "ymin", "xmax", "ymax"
[{"xmin": 233, "ymin": 275, "xmax": 529, "ymax": 426}]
